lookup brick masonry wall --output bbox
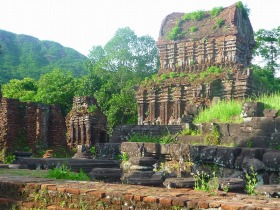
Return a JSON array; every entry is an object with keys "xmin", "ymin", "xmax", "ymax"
[
  {"xmin": 0, "ymin": 97, "xmax": 66, "ymax": 152},
  {"xmin": 0, "ymin": 175, "xmax": 280, "ymax": 209}
]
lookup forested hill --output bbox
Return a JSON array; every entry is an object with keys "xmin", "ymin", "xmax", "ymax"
[{"xmin": 0, "ymin": 29, "xmax": 88, "ymax": 84}]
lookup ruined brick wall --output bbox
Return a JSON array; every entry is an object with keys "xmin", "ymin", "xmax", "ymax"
[
  {"xmin": 110, "ymin": 125, "xmax": 182, "ymax": 143},
  {"xmin": 48, "ymin": 105, "xmax": 66, "ymax": 149},
  {"xmin": 0, "ymin": 98, "xmax": 22, "ymax": 151},
  {"xmin": 0, "ymin": 97, "xmax": 66, "ymax": 152}
]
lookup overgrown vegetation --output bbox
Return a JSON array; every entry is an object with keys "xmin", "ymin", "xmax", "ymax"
[
  {"xmin": 192, "ymin": 171, "xmax": 219, "ymax": 195},
  {"xmin": 245, "ymin": 166, "xmax": 258, "ymax": 195},
  {"xmin": 189, "ymin": 26, "xmax": 198, "ymax": 33},
  {"xmin": 128, "ymin": 132, "xmax": 176, "ymax": 144},
  {"xmin": 210, "ymin": 7, "xmax": 223, "ymax": 17},
  {"xmin": 47, "ymin": 164, "xmax": 90, "ymax": 181},
  {"xmin": 204, "ymin": 124, "xmax": 221, "ymax": 145},
  {"xmin": 194, "ymin": 100, "xmax": 243, "ymax": 124},
  {"xmin": 214, "ymin": 18, "xmax": 224, "ymax": 29},
  {"xmin": 194, "ymin": 92, "xmax": 280, "ymax": 124},
  {"xmin": 0, "ymin": 148, "xmax": 15, "ymax": 164},
  {"xmin": 237, "ymin": 1, "xmax": 250, "ymax": 17},
  {"xmin": 182, "ymin": 10, "xmax": 206, "ymax": 21}
]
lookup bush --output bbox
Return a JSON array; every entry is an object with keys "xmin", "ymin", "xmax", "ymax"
[
  {"xmin": 183, "ymin": 10, "xmax": 206, "ymax": 21},
  {"xmin": 47, "ymin": 164, "xmax": 90, "ymax": 181},
  {"xmin": 215, "ymin": 18, "xmax": 224, "ymax": 28},
  {"xmin": 210, "ymin": 7, "xmax": 223, "ymax": 17},
  {"xmin": 189, "ymin": 26, "xmax": 198, "ymax": 33}
]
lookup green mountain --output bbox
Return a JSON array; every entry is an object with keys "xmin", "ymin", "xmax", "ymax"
[{"xmin": 0, "ymin": 29, "xmax": 88, "ymax": 84}]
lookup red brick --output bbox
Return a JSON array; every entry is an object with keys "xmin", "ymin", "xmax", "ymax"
[
  {"xmin": 187, "ymin": 200, "xmax": 198, "ymax": 209},
  {"xmin": 88, "ymin": 190, "xmax": 106, "ymax": 198},
  {"xmin": 209, "ymin": 201, "xmax": 223, "ymax": 208},
  {"xmin": 22, "ymin": 201, "xmax": 35, "ymax": 208},
  {"xmin": 172, "ymin": 197, "xmax": 187, "ymax": 207},
  {"xmin": 123, "ymin": 194, "xmax": 134, "ymax": 201},
  {"xmin": 160, "ymin": 197, "xmax": 173, "ymax": 206},
  {"xmin": 134, "ymin": 195, "xmax": 146, "ymax": 201},
  {"xmin": 65, "ymin": 188, "xmax": 80, "ymax": 195},
  {"xmin": 221, "ymin": 203, "xmax": 248, "ymax": 210},
  {"xmin": 57, "ymin": 187, "xmax": 66, "ymax": 193},
  {"xmin": 143, "ymin": 196, "xmax": 159, "ymax": 203},
  {"xmin": 198, "ymin": 201, "xmax": 209, "ymax": 209}
]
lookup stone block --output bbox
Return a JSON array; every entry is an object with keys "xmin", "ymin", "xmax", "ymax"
[
  {"xmin": 169, "ymin": 144, "xmax": 181, "ymax": 161},
  {"xmin": 180, "ymin": 144, "xmax": 191, "ymax": 162},
  {"xmin": 200, "ymin": 146, "xmax": 217, "ymax": 163},
  {"xmin": 241, "ymin": 157, "xmax": 265, "ymax": 172},
  {"xmin": 263, "ymin": 151, "xmax": 280, "ymax": 171},
  {"xmin": 190, "ymin": 145, "xmax": 206, "ymax": 162},
  {"xmin": 144, "ymin": 143, "xmax": 160, "ymax": 157},
  {"xmin": 234, "ymin": 148, "xmax": 265, "ymax": 169},
  {"xmin": 241, "ymin": 102, "xmax": 264, "ymax": 118},
  {"xmin": 121, "ymin": 142, "xmax": 142, "ymax": 158},
  {"xmin": 263, "ymin": 109, "xmax": 278, "ymax": 118},
  {"xmin": 214, "ymin": 147, "xmax": 241, "ymax": 168}
]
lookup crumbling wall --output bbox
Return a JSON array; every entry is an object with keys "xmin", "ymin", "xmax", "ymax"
[{"xmin": 0, "ymin": 97, "xmax": 66, "ymax": 152}]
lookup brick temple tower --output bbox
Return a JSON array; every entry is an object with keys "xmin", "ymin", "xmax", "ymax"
[{"xmin": 137, "ymin": 3, "xmax": 259, "ymax": 125}]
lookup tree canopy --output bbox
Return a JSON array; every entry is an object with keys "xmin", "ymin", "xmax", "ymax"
[{"xmin": 254, "ymin": 26, "xmax": 280, "ymax": 75}]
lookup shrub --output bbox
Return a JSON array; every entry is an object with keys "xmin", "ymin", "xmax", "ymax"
[
  {"xmin": 237, "ymin": 1, "xmax": 250, "ymax": 17},
  {"xmin": 210, "ymin": 6, "xmax": 223, "ymax": 17},
  {"xmin": 189, "ymin": 26, "xmax": 198, "ymax": 33},
  {"xmin": 169, "ymin": 72, "xmax": 177, "ymax": 78},
  {"xmin": 88, "ymin": 105, "xmax": 97, "ymax": 113},
  {"xmin": 204, "ymin": 124, "xmax": 221, "ymax": 145},
  {"xmin": 116, "ymin": 152, "xmax": 129, "ymax": 161},
  {"xmin": 167, "ymin": 21, "xmax": 181, "ymax": 40},
  {"xmin": 47, "ymin": 164, "xmax": 90, "ymax": 181},
  {"xmin": 183, "ymin": 10, "xmax": 206, "ymax": 21},
  {"xmin": 215, "ymin": 18, "xmax": 224, "ymax": 28}
]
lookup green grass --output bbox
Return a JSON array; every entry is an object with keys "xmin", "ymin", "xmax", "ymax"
[
  {"xmin": 0, "ymin": 168, "xmax": 48, "ymax": 178},
  {"xmin": 194, "ymin": 100, "xmax": 243, "ymax": 124},
  {"xmin": 194, "ymin": 93, "xmax": 280, "ymax": 124},
  {"xmin": 182, "ymin": 10, "xmax": 206, "ymax": 21}
]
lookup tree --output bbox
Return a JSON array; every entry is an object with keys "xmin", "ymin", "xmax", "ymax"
[
  {"xmin": 254, "ymin": 27, "xmax": 280, "ymax": 75},
  {"xmin": 82, "ymin": 27, "xmax": 159, "ymax": 131},
  {"xmin": 35, "ymin": 69, "xmax": 76, "ymax": 115},
  {"xmin": 2, "ymin": 77, "xmax": 37, "ymax": 101}
]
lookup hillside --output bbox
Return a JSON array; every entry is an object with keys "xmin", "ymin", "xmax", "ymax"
[{"xmin": 0, "ymin": 29, "xmax": 88, "ymax": 84}]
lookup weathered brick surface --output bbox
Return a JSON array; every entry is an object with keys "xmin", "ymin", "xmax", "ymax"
[
  {"xmin": 0, "ymin": 97, "xmax": 66, "ymax": 152},
  {"xmin": 0, "ymin": 175, "xmax": 280, "ymax": 209}
]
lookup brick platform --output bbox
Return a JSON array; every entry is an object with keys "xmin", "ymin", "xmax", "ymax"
[{"xmin": 0, "ymin": 175, "xmax": 280, "ymax": 209}]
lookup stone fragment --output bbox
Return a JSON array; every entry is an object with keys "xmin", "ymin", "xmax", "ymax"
[
  {"xmin": 263, "ymin": 109, "xmax": 278, "ymax": 118},
  {"xmin": 89, "ymin": 168, "xmax": 122, "ymax": 180},
  {"xmin": 218, "ymin": 178, "xmax": 245, "ymax": 191},
  {"xmin": 241, "ymin": 157, "xmax": 265, "ymax": 173},
  {"xmin": 214, "ymin": 147, "xmax": 241, "ymax": 168},
  {"xmin": 240, "ymin": 102, "xmax": 264, "ymax": 118},
  {"xmin": 263, "ymin": 151, "xmax": 280, "ymax": 171}
]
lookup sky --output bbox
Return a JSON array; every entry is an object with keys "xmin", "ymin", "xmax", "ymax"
[{"xmin": 0, "ymin": 0, "xmax": 279, "ymax": 56}]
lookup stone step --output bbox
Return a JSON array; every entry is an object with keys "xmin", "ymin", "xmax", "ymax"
[
  {"xmin": 163, "ymin": 177, "xmax": 195, "ymax": 188},
  {"xmin": 89, "ymin": 168, "xmax": 122, "ymax": 180},
  {"xmin": 218, "ymin": 178, "xmax": 245, "ymax": 191},
  {"xmin": 129, "ymin": 157, "xmax": 157, "ymax": 166},
  {"xmin": 122, "ymin": 176, "xmax": 163, "ymax": 186}
]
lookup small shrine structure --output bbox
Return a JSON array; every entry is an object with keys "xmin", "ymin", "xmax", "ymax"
[{"xmin": 66, "ymin": 96, "xmax": 107, "ymax": 147}]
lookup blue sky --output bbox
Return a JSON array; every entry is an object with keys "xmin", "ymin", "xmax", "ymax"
[{"xmin": 0, "ymin": 0, "xmax": 279, "ymax": 56}]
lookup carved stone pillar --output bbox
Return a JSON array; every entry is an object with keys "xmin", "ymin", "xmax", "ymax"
[
  {"xmin": 85, "ymin": 117, "xmax": 92, "ymax": 146},
  {"xmin": 79, "ymin": 120, "xmax": 85, "ymax": 145},
  {"xmin": 70, "ymin": 119, "xmax": 75, "ymax": 146},
  {"xmin": 74, "ymin": 118, "xmax": 80, "ymax": 145}
]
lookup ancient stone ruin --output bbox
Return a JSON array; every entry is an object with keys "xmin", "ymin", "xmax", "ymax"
[
  {"xmin": 0, "ymin": 97, "xmax": 66, "ymax": 152},
  {"xmin": 66, "ymin": 96, "xmax": 108, "ymax": 148},
  {"xmin": 136, "ymin": 3, "xmax": 262, "ymax": 125}
]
